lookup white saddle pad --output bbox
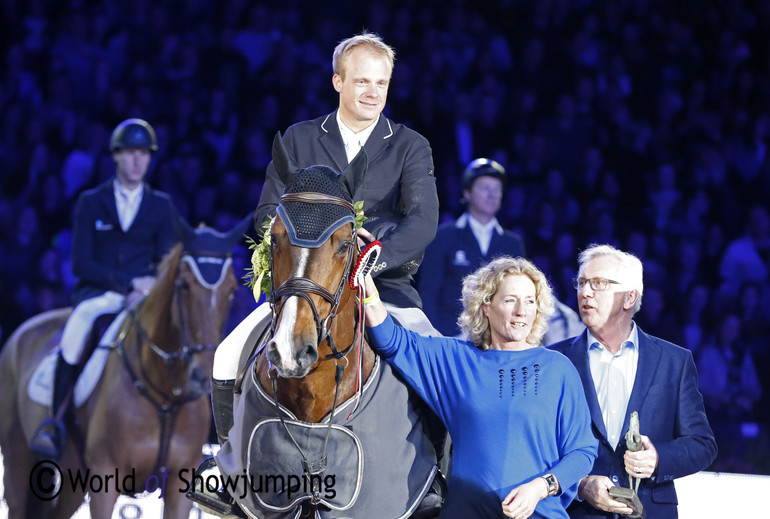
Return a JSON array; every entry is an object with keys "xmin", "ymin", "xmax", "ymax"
[{"xmin": 27, "ymin": 334, "xmax": 118, "ymax": 410}]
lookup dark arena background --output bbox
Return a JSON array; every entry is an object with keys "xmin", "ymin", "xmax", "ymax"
[{"xmin": 1, "ymin": 0, "xmax": 769, "ymax": 517}]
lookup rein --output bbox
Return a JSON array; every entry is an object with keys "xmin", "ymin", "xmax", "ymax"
[{"xmin": 113, "ymin": 257, "xmax": 223, "ymax": 480}]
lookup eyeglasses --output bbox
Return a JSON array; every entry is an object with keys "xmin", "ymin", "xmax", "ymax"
[{"xmin": 572, "ymin": 277, "xmax": 621, "ymax": 291}]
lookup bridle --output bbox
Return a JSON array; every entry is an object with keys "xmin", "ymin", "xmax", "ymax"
[
  {"xmin": 268, "ymin": 192, "xmax": 359, "ymax": 361},
  {"xmin": 114, "ymin": 251, "xmax": 230, "ymax": 478}
]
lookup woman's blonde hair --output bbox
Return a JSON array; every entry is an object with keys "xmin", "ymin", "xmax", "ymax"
[{"xmin": 459, "ymin": 256, "xmax": 555, "ymax": 349}]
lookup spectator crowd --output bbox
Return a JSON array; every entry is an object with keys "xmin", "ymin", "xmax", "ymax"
[{"xmin": 0, "ymin": 0, "xmax": 769, "ymax": 473}]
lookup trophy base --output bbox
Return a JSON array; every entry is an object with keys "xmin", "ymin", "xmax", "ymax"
[{"xmin": 609, "ymin": 486, "xmax": 646, "ymax": 518}]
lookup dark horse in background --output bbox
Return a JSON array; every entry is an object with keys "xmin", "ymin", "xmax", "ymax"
[
  {"xmin": 212, "ymin": 135, "xmax": 439, "ymax": 518},
  {"xmin": 0, "ymin": 219, "xmax": 248, "ymax": 519}
]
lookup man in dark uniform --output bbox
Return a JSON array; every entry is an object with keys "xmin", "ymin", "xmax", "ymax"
[
  {"xmin": 214, "ymin": 31, "xmax": 440, "ymax": 400},
  {"xmin": 419, "ymin": 158, "xmax": 525, "ymax": 336},
  {"xmin": 31, "ymin": 118, "xmax": 178, "ymax": 458},
  {"xmin": 253, "ymin": 32, "xmax": 438, "ymax": 317}
]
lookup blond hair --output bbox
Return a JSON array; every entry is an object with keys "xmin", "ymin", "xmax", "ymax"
[
  {"xmin": 332, "ymin": 32, "xmax": 395, "ymax": 78},
  {"xmin": 459, "ymin": 257, "xmax": 555, "ymax": 349}
]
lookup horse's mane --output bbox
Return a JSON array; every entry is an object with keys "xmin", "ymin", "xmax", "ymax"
[{"xmin": 155, "ymin": 243, "xmax": 183, "ymax": 281}]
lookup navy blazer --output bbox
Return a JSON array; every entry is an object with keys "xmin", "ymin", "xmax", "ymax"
[
  {"xmin": 71, "ymin": 179, "xmax": 178, "ymax": 304},
  {"xmin": 549, "ymin": 328, "xmax": 717, "ymax": 519},
  {"xmin": 418, "ymin": 216, "xmax": 525, "ymax": 336},
  {"xmin": 255, "ymin": 112, "xmax": 439, "ymax": 309}
]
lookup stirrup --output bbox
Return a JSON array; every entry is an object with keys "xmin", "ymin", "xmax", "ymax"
[
  {"xmin": 185, "ymin": 458, "xmax": 246, "ymax": 518},
  {"xmin": 29, "ymin": 418, "xmax": 66, "ymax": 459}
]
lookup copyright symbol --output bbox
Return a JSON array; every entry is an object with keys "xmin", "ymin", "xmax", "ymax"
[{"xmin": 29, "ymin": 460, "xmax": 62, "ymax": 501}]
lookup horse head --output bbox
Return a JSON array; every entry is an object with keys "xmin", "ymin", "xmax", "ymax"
[
  {"xmin": 266, "ymin": 132, "xmax": 367, "ymax": 378},
  {"xmin": 142, "ymin": 217, "xmax": 247, "ymax": 398}
]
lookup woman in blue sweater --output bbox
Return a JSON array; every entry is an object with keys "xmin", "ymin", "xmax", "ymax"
[{"xmin": 362, "ymin": 256, "xmax": 597, "ymax": 518}]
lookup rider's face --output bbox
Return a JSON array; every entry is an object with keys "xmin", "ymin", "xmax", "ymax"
[{"xmin": 113, "ymin": 147, "xmax": 151, "ymax": 189}]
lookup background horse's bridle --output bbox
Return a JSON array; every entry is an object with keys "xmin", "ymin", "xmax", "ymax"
[{"xmin": 115, "ymin": 251, "xmax": 229, "ymax": 478}]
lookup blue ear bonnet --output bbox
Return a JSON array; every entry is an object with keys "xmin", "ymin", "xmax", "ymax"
[{"xmin": 277, "ymin": 164, "xmax": 355, "ymax": 248}]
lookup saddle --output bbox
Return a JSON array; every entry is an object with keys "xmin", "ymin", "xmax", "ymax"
[{"xmin": 27, "ymin": 313, "xmax": 119, "ymax": 411}]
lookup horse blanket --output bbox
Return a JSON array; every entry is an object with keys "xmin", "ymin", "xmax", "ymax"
[{"xmin": 216, "ymin": 356, "xmax": 437, "ymax": 518}]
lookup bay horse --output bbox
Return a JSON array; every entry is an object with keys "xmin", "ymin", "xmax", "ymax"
[
  {"xmin": 213, "ymin": 135, "xmax": 439, "ymax": 518},
  {"xmin": 0, "ymin": 220, "xmax": 247, "ymax": 519}
]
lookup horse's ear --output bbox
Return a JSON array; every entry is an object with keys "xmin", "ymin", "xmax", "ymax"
[
  {"xmin": 340, "ymin": 148, "xmax": 367, "ymax": 198},
  {"xmin": 225, "ymin": 214, "xmax": 253, "ymax": 248},
  {"xmin": 271, "ymin": 131, "xmax": 300, "ymax": 185},
  {"xmin": 176, "ymin": 214, "xmax": 195, "ymax": 244}
]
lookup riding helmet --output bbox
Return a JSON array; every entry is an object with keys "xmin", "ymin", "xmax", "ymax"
[
  {"xmin": 109, "ymin": 118, "xmax": 158, "ymax": 152},
  {"xmin": 462, "ymin": 158, "xmax": 506, "ymax": 191}
]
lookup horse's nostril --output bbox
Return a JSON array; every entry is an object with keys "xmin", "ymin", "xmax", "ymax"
[{"xmin": 301, "ymin": 344, "xmax": 318, "ymax": 364}]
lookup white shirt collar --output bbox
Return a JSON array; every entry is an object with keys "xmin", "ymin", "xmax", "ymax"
[
  {"xmin": 586, "ymin": 322, "xmax": 639, "ymax": 353},
  {"xmin": 337, "ymin": 111, "xmax": 378, "ymax": 162},
  {"xmin": 114, "ymin": 179, "xmax": 143, "ymax": 201},
  {"xmin": 455, "ymin": 213, "xmax": 504, "ymax": 234}
]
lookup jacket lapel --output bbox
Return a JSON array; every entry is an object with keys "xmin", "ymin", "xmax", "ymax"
[
  {"xmin": 318, "ymin": 112, "xmax": 350, "ymax": 172},
  {"xmin": 620, "ymin": 326, "xmax": 659, "ymax": 437},
  {"xmin": 98, "ymin": 180, "xmax": 121, "ymax": 227},
  {"xmin": 458, "ymin": 222, "xmax": 481, "ymax": 257},
  {"xmin": 569, "ymin": 331, "xmax": 609, "ymax": 441},
  {"xmin": 361, "ymin": 115, "xmax": 393, "ymax": 164}
]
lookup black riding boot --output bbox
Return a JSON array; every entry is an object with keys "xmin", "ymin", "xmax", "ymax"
[
  {"xmin": 211, "ymin": 378, "xmax": 235, "ymax": 445},
  {"xmin": 30, "ymin": 352, "xmax": 79, "ymax": 459}
]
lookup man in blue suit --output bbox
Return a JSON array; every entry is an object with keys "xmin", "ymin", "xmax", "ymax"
[
  {"xmin": 31, "ymin": 118, "xmax": 178, "ymax": 458},
  {"xmin": 550, "ymin": 244, "xmax": 716, "ymax": 519},
  {"xmin": 419, "ymin": 158, "xmax": 525, "ymax": 336}
]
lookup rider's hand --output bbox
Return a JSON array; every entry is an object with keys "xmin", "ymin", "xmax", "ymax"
[{"xmin": 130, "ymin": 276, "xmax": 155, "ymax": 296}]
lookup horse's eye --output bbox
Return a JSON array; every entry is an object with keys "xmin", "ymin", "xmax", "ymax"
[
  {"xmin": 338, "ymin": 241, "xmax": 352, "ymax": 254},
  {"xmin": 176, "ymin": 280, "xmax": 190, "ymax": 291}
]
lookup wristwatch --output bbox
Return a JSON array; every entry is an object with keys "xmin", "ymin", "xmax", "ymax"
[{"xmin": 542, "ymin": 473, "xmax": 559, "ymax": 496}]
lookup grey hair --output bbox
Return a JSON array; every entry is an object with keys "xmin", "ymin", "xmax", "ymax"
[
  {"xmin": 578, "ymin": 243, "xmax": 644, "ymax": 315},
  {"xmin": 332, "ymin": 32, "xmax": 395, "ymax": 78}
]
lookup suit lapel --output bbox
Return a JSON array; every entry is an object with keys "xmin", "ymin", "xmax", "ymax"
[
  {"xmin": 98, "ymin": 180, "xmax": 121, "ymax": 227},
  {"xmin": 362, "ymin": 115, "xmax": 393, "ymax": 164},
  {"xmin": 318, "ymin": 112, "xmax": 348, "ymax": 172},
  {"xmin": 620, "ymin": 327, "xmax": 660, "ymax": 436},
  {"xmin": 569, "ymin": 331, "xmax": 609, "ymax": 441},
  {"xmin": 458, "ymin": 223, "xmax": 481, "ymax": 258}
]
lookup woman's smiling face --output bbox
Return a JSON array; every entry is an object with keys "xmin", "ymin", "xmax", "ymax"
[{"xmin": 483, "ymin": 274, "xmax": 538, "ymax": 350}]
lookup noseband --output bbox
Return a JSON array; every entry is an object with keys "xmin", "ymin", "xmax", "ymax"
[{"xmin": 269, "ymin": 192, "xmax": 358, "ymax": 361}]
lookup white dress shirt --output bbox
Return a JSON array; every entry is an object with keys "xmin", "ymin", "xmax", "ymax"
[
  {"xmin": 114, "ymin": 180, "xmax": 144, "ymax": 232},
  {"xmin": 337, "ymin": 112, "xmax": 378, "ymax": 163},
  {"xmin": 587, "ymin": 323, "xmax": 640, "ymax": 449},
  {"xmin": 462, "ymin": 213, "xmax": 503, "ymax": 256}
]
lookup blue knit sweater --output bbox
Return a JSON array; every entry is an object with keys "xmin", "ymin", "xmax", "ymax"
[{"xmin": 368, "ymin": 315, "xmax": 598, "ymax": 518}]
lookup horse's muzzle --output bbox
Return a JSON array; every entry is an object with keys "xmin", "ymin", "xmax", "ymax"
[{"xmin": 266, "ymin": 339, "xmax": 318, "ymax": 378}]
